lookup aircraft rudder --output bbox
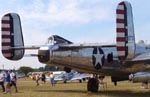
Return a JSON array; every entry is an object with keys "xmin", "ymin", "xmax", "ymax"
[
  {"xmin": 1, "ymin": 13, "xmax": 24, "ymax": 60},
  {"xmin": 116, "ymin": 1, "xmax": 135, "ymax": 61}
]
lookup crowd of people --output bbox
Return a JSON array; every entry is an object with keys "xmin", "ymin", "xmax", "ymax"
[
  {"xmin": 34, "ymin": 72, "xmax": 55, "ymax": 86},
  {"xmin": 0, "ymin": 70, "xmax": 56, "ymax": 94},
  {"xmin": 0, "ymin": 69, "xmax": 18, "ymax": 94}
]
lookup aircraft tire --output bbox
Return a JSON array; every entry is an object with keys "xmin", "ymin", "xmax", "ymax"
[
  {"xmin": 79, "ymin": 79, "xmax": 82, "ymax": 83},
  {"xmin": 87, "ymin": 78, "xmax": 99, "ymax": 92},
  {"xmin": 64, "ymin": 67, "xmax": 71, "ymax": 73}
]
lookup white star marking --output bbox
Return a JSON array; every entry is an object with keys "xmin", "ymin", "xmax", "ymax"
[{"xmin": 93, "ymin": 48, "xmax": 104, "ymax": 67}]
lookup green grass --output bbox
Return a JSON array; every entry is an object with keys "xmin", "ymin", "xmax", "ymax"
[{"xmin": 0, "ymin": 77, "xmax": 150, "ymax": 97}]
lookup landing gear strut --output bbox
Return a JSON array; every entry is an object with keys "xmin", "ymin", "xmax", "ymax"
[{"xmin": 87, "ymin": 78, "xmax": 99, "ymax": 92}]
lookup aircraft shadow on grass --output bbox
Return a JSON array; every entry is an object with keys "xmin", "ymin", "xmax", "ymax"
[
  {"xmin": 34, "ymin": 89, "xmax": 150, "ymax": 97},
  {"xmin": 35, "ymin": 89, "xmax": 86, "ymax": 94}
]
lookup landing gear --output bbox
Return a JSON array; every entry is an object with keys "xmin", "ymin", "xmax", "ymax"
[
  {"xmin": 87, "ymin": 78, "xmax": 99, "ymax": 92},
  {"xmin": 79, "ymin": 79, "xmax": 82, "ymax": 83},
  {"xmin": 64, "ymin": 67, "xmax": 71, "ymax": 73},
  {"xmin": 63, "ymin": 79, "xmax": 67, "ymax": 83}
]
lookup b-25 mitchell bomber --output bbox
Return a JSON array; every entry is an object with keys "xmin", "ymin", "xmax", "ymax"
[{"xmin": 1, "ymin": 1, "xmax": 150, "ymax": 92}]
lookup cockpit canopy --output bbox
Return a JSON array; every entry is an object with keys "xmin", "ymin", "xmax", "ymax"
[{"xmin": 46, "ymin": 35, "xmax": 72, "ymax": 45}]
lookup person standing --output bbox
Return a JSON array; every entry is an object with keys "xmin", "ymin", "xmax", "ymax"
[
  {"xmin": 99, "ymin": 76, "xmax": 105, "ymax": 84},
  {"xmin": 4, "ymin": 70, "xmax": 11, "ymax": 94},
  {"xmin": 10, "ymin": 70, "xmax": 18, "ymax": 92},
  {"xmin": 41, "ymin": 73, "xmax": 46, "ymax": 84},
  {"xmin": 0, "ymin": 69, "xmax": 5, "ymax": 92},
  {"xmin": 49, "ymin": 72, "xmax": 55, "ymax": 86},
  {"xmin": 35, "ymin": 74, "xmax": 40, "ymax": 86}
]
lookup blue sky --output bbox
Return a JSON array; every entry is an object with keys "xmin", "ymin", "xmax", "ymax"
[{"xmin": 0, "ymin": 0, "xmax": 150, "ymax": 69}]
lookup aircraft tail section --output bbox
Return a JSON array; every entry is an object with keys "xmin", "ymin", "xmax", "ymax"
[
  {"xmin": 1, "ymin": 13, "xmax": 24, "ymax": 60},
  {"xmin": 116, "ymin": 1, "xmax": 135, "ymax": 61}
]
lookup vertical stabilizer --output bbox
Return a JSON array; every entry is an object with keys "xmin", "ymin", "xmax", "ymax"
[
  {"xmin": 116, "ymin": 1, "xmax": 135, "ymax": 61},
  {"xmin": 1, "ymin": 13, "xmax": 24, "ymax": 60}
]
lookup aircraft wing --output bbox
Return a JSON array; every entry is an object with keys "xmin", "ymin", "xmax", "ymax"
[
  {"xmin": 17, "ymin": 73, "xmax": 26, "ymax": 78},
  {"xmin": 54, "ymin": 74, "xmax": 66, "ymax": 81},
  {"xmin": 45, "ymin": 73, "xmax": 66, "ymax": 81},
  {"xmin": 57, "ymin": 43, "xmax": 116, "ymax": 50},
  {"xmin": 70, "ymin": 73, "xmax": 91, "ymax": 80},
  {"xmin": 52, "ymin": 70, "xmax": 91, "ymax": 81},
  {"xmin": 130, "ymin": 53, "xmax": 150, "ymax": 62}
]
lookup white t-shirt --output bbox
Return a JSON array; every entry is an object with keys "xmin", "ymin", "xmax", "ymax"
[
  {"xmin": 36, "ymin": 74, "xmax": 40, "ymax": 80},
  {"xmin": 0, "ymin": 73, "xmax": 5, "ymax": 82},
  {"xmin": 10, "ymin": 72, "xmax": 16, "ymax": 81},
  {"xmin": 50, "ymin": 74, "xmax": 53, "ymax": 78}
]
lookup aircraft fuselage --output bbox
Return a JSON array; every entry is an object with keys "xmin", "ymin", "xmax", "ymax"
[{"xmin": 38, "ymin": 43, "xmax": 150, "ymax": 77}]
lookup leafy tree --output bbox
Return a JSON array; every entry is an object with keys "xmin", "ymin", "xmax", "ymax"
[{"xmin": 17, "ymin": 66, "xmax": 33, "ymax": 75}]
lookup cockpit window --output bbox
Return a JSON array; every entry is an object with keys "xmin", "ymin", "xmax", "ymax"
[
  {"xmin": 45, "ymin": 35, "xmax": 72, "ymax": 45},
  {"xmin": 46, "ymin": 36, "xmax": 55, "ymax": 45}
]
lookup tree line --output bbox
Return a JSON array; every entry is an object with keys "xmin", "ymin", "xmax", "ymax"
[{"xmin": 17, "ymin": 65, "xmax": 59, "ymax": 75}]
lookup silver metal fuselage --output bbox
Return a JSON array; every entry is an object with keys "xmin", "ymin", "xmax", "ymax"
[{"xmin": 40, "ymin": 43, "xmax": 150, "ymax": 77}]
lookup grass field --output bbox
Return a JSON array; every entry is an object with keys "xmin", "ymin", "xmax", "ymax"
[{"xmin": 0, "ymin": 77, "xmax": 150, "ymax": 97}]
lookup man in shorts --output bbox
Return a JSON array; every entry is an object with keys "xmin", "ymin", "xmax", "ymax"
[{"xmin": 10, "ymin": 70, "xmax": 18, "ymax": 92}]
